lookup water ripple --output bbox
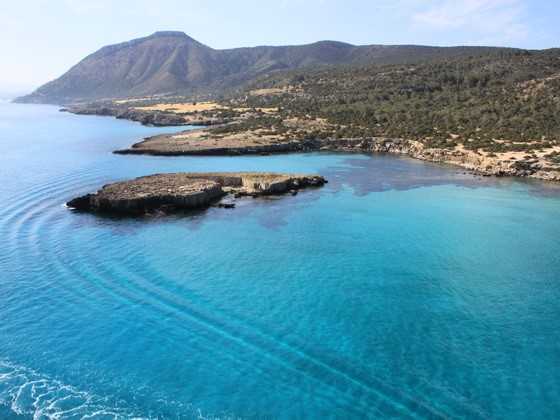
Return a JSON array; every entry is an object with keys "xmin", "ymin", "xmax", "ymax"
[{"xmin": 0, "ymin": 167, "xmax": 492, "ymax": 419}]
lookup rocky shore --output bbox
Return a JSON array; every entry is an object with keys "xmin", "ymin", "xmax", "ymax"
[
  {"xmin": 115, "ymin": 131, "xmax": 560, "ymax": 182},
  {"xmin": 320, "ymin": 138, "xmax": 560, "ymax": 182},
  {"xmin": 67, "ymin": 172, "xmax": 326, "ymax": 216}
]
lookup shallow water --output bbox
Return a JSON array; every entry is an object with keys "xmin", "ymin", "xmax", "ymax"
[{"xmin": 1, "ymin": 102, "xmax": 559, "ymax": 419}]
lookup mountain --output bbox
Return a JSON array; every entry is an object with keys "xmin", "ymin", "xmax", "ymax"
[{"xmin": 16, "ymin": 31, "xmax": 513, "ymax": 104}]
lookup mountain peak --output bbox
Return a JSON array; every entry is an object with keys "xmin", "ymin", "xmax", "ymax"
[
  {"xmin": 150, "ymin": 31, "xmax": 190, "ymax": 38},
  {"xmin": 14, "ymin": 34, "xmax": 513, "ymax": 105}
]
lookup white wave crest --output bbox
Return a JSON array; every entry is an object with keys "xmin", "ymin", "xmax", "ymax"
[{"xmin": 0, "ymin": 360, "xmax": 147, "ymax": 419}]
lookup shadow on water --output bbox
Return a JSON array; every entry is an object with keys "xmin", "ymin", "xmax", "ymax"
[
  {"xmin": 67, "ymin": 186, "xmax": 326, "ymax": 234},
  {"xmin": 323, "ymin": 153, "xmax": 560, "ymax": 198}
]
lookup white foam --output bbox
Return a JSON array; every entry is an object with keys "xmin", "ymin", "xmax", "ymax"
[
  {"xmin": 0, "ymin": 360, "xmax": 148, "ymax": 419},
  {"xmin": 0, "ymin": 360, "xmax": 243, "ymax": 419}
]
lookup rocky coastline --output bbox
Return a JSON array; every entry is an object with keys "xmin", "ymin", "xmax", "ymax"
[
  {"xmin": 61, "ymin": 103, "xmax": 560, "ymax": 183},
  {"xmin": 67, "ymin": 172, "xmax": 326, "ymax": 216},
  {"xmin": 115, "ymin": 131, "xmax": 560, "ymax": 182},
  {"xmin": 320, "ymin": 138, "xmax": 560, "ymax": 182}
]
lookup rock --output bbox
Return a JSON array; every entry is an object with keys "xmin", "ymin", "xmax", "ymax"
[
  {"xmin": 67, "ymin": 172, "xmax": 326, "ymax": 216},
  {"xmin": 66, "ymin": 194, "xmax": 94, "ymax": 211}
]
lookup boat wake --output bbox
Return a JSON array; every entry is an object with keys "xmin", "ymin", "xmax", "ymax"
[{"xmin": 0, "ymin": 360, "xmax": 144, "ymax": 419}]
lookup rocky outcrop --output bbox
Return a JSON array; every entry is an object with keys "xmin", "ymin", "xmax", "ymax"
[{"xmin": 67, "ymin": 172, "xmax": 326, "ymax": 216}]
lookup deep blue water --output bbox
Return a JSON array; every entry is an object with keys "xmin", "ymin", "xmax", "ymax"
[{"xmin": 1, "ymin": 102, "xmax": 560, "ymax": 419}]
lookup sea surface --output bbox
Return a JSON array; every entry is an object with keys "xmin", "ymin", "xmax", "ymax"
[{"xmin": 1, "ymin": 101, "xmax": 560, "ymax": 419}]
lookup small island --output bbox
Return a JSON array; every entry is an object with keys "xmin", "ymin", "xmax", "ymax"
[{"xmin": 67, "ymin": 172, "xmax": 326, "ymax": 216}]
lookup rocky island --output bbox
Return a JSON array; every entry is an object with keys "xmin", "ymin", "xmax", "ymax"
[{"xmin": 67, "ymin": 172, "xmax": 326, "ymax": 216}]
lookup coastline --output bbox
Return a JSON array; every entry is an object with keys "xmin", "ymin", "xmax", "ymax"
[
  {"xmin": 63, "ymin": 104, "xmax": 560, "ymax": 183},
  {"xmin": 116, "ymin": 131, "xmax": 560, "ymax": 183}
]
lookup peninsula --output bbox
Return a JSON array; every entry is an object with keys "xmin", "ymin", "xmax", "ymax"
[{"xmin": 114, "ymin": 126, "xmax": 560, "ymax": 181}]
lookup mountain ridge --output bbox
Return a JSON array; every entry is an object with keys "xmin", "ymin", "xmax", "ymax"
[{"xmin": 16, "ymin": 31, "xmax": 519, "ymax": 105}]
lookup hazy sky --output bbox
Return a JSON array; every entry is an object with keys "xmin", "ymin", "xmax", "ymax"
[{"xmin": 1, "ymin": 0, "xmax": 559, "ymax": 94}]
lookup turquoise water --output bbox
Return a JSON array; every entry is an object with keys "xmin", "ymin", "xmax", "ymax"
[{"xmin": 1, "ymin": 102, "xmax": 560, "ymax": 419}]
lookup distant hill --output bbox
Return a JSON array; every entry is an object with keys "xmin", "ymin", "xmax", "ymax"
[
  {"xmin": 240, "ymin": 48, "xmax": 560, "ymax": 150},
  {"xmin": 15, "ymin": 31, "xmax": 512, "ymax": 104}
]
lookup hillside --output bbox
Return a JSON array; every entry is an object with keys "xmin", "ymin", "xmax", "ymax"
[
  {"xmin": 235, "ymin": 49, "xmax": 560, "ymax": 152},
  {"xmin": 15, "ymin": 31, "xmax": 510, "ymax": 104}
]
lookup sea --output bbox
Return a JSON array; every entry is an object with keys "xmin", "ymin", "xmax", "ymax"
[{"xmin": 1, "ymin": 101, "xmax": 559, "ymax": 419}]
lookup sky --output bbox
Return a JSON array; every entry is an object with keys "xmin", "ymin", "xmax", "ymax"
[{"xmin": 1, "ymin": 0, "xmax": 559, "ymax": 94}]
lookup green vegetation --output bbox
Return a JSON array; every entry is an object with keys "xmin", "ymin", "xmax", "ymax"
[
  {"xmin": 211, "ymin": 116, "xmax": 285, "ymax": 134},
  {"xmin": 546, "ymin": 151, "xmax": 560, "ymax": 164},
  {"xmin": 238, "ymin": 49, "xmax": 560, "ymax": 152},
  {"xmin": 210, "ymin": 115, "xmax": 317, "ymax": 141}
]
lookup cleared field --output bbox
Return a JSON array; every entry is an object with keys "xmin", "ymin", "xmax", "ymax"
[
  {"xmin": 249, "ymin": 86, "xmax": 301, "ymax": 96},
  {"xmin": 134, "ymin": 102, "xmax": 225, "ymax": 113}
]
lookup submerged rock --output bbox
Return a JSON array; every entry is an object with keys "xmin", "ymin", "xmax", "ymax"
[{"xmin": 67, "ymin": 172, "xmax": 326, "ymax": 216}]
